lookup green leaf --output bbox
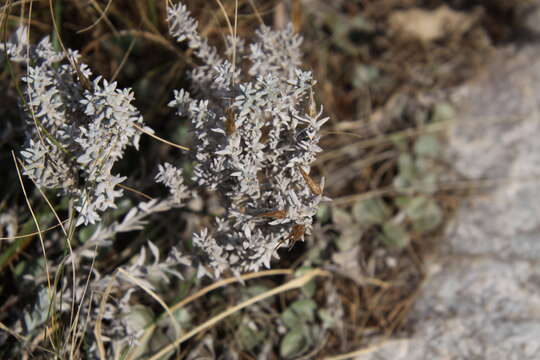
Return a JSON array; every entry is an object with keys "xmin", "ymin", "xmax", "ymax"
[
  {"xmin": 393, "ymin": 175, "xmax": 411, "ymax": 191},
  {"xmin": 316, "ymin": 204, "xmax": 331, "ymax": 223},
  {"xmin": 240, "ymin": 285, "xmax": 273, "ymax": 306},
  {"xmin": 379, "ymin": 222, "xmax": 410, "ymax": 248},
  {"xmin": 431, "ymin": 102, "xmax": 455, "ymax": 123},
  {"xmin": 414, "ymin": 135, "xmax": 440, "ymax": 158},
  {"xmin": 237, "ymin": 320, "xmax": 265, "ymax": 351},
  {"xmin": 280, "ymin": 326, "xmax": 309, "ymax": 358},
  {"xmin": 124, "ymin": 305, "xmax": 154, "ymax": 331},
  {"xmin": 242, "ymin": 285, "xmax": 270, "ymax": 298},
  {"xmin": 395, "ymin": 195, "xmax": 412, "ymax": 209},
  {"xmin": 281, "ymin": 307, "xmax": 301, "ymax": 329},
  {"xmin": 306, "ymin": 245, "xmax": 324, "ymax": 264},
  {"xmin": 173, "ymin": 124, "xmax": 191, "ymax": 145},
  {"xmin": 404, "ymin": 197, "xmax": 443, "ymax": 233},
  {"xmin": 281, "ymin": 297, "xmax": 317, "ymax": 328},
  {"xmin": 318, "ymin": 309, "xmax": 335, "ymax": 328},
  {"xmin": 296, "ymin": 266, "xmax": 320, "ymax": 291},
  {"xmin": 115, "ymin": 198, "xmax": 134, "ymax": 214},
  {"xmin": 301, "ymin": 279, "xmax": 317, "ymax": 298},
  {"xmin": 172, "ymin": 307, "xmax": 191, "ymax": 327},
  {"xmin": 397, "ymin": 153, "xmax": 416, "ymax": 181},
  {"xmin": 419, "ymin": 173, "xmax": 438, "ymax": 194},
  {"xmin": 290, "ymin": 299, "xmax": 317, "ymax": 322},
  {"xmin": 78, "ymin": 224, "xmax": 97, "ymax": 243},
  {"xmin": 413, "ymin": 109, "xmax": 429, "ymax": 126},
  {"xmin": 403, "ymin": 196, "xmax": 428, "ymax": 218},
  {"xmin": 352, "ymin": 197, "xmax": 391, "ymax": 226},
  {"xmin": 0, "ymin": 213, "xmax": 53, "ymax": 272},
  {"xmin": 14, "ymin": 261, "xmax": 26, "ymax": 277}
]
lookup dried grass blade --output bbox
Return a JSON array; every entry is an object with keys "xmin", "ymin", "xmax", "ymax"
[{"xmin": 147, "ymin": 268, "xmax": 329, "ymax": 360}]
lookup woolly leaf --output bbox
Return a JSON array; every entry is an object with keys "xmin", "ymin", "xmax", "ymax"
[
  {"xmin": 414, "ymin": 134, "xmax": 440, "ymax": 157},
  {"xmin": 280, "ymin": 326, "xmax": 309, "ymax": 359},
  {"xmin": 404, "ymin": 196, "xmax": 443, "ymax": 233},
  {"xmin": 352, "ymin": 196, "xmax": 391, "ymax": 226},
  {"xmin": 379, "ymin": 222, "xmax": 410, "ymax": 248},
  {"xmin": 290, "ymin": 298, "xmax": 317, "ymax": 322}
]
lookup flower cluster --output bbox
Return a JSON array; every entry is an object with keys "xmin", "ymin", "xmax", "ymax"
[
  {"xmin": 167, "ymin": 3, "xmax": 329, "ymax": 277},
  {"xmin": 5, "ymin": 28, "xmax": 150, "ymax": 225}
]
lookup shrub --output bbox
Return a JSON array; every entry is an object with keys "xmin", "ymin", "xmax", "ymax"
[{"xmin": 1, "ymin": 1, "xmax": 327, "ymax": 356}]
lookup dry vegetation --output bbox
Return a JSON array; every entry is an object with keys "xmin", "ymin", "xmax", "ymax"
[{"xmin": 0, "ymin": 0, "xmax": 528, "ymax": 358}]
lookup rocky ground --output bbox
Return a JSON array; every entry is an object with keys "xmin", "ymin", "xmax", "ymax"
[{"xmin": 356, "ymin": 41, "xmax": 540, "ymax": 360}]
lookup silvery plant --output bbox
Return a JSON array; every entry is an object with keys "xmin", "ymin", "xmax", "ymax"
[
  {"xmin": 167, "ymin": 3, "xmax": 329, "ymax": 278},
  {"xmin": 5, "ymin": 26, "xmax": 152, "ymax": 226},
  {"xmin": 2, "ymin": 1, "xmax": 329, "ymax": 356},
  {"xmin": 4, "ymin": 2, "xmax": 329, "ymax": 278}
]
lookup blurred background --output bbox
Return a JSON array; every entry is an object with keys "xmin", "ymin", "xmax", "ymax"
[{"xmin": 2, "ymin": 0, "xmax": 539, "ymax": 358}]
